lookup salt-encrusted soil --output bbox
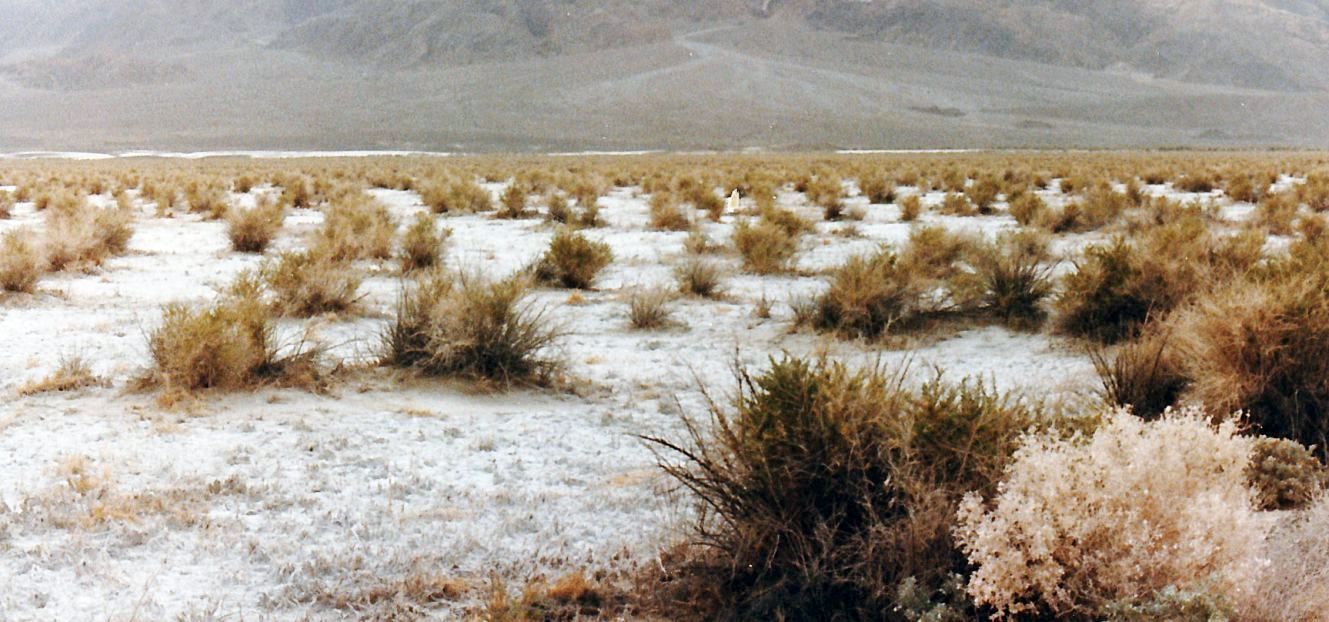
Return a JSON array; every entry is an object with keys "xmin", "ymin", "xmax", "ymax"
[{"xmin": 0, "ymin": 170, "xmax": 1250, "ymax": 619}]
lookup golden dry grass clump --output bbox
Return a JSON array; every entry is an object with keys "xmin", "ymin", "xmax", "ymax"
[
  {"xmin": 534, "ymin": 228, "xmax": 613, "ymax": 289},
  {"xmin": 144, "ymin": 294, "xmax": 320, "ymax": 392},
  {"xmin": 733, "ymin": 217, "xmax": 799, "ymax": 275},
  {"xmin": 310, "ymin": 193, "xmax": 396, "ymax": 261},
  {"xmin": 379, "ymin": 270, "xmax": 561, "ymax": 384},
  {"xmin": 423, "ymin": 178, "xmax": 493, "ymax": 213},
  {"xmin": 648, "ymin": 191, "xmax": 691, "ymax": 231},
  {"xmin": 673, "ymin": 257, "xmax": 725, "ymax": 299},
  {"xmin": 1171, "ymin": 244, "xmax": 1329, "ymax": 455},
  {"xmin": 399, "ymin": 212, "xmax": 450, "ymax": 273},
  {"xmin": 263, "ymin": 251, "xmax": 363, "ymax": 317},
  {"xmin": 0, "ymin": 229, "xmax": 47, "ymax": 292},
  {"xmin": 225, "ymin": 198, "xmax": 285, "ymax": 253},
  {"xmin": 627, "ymin": 286, "xmax": 675, "ymax": 330},
  {"xmin": 0, "ymin": 189, "xmax": 14, "ymax": 218},
  {"xmin": 43, "ymin": 200, "xmax": 134, "ymax": 271}
]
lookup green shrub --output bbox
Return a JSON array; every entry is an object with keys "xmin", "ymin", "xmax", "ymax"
[
  {"xmin": 1246, "ymin": 437, "xmax": 1326, "ymax": 511},
  {"xmin": 535, "ymin": 228, "xmax": 613, "ymax": 289}
]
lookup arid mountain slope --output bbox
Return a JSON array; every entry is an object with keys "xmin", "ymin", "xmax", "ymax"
[{"xmin": 0, "ymin": 0, "xmax": 1325, "ymax": 150}]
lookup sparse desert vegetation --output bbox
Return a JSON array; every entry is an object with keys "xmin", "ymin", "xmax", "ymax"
[{"xmin": 4, "ymin": 151, "xmax": 1329, "ymax": 619}]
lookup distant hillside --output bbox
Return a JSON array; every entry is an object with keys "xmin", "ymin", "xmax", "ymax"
[{"xmin": 0, "ymin": 0, "xmax": 1327, "ymax": 150}]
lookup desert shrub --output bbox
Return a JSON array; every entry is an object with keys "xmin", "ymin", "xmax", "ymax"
[
  {"xmin": 311, "ymin": 195, "xmax": 395, "ymax": 261},
  {"xmin": 685, "ymin": 186, "xmax": 725, "ymax": 222},
  {"xmin": 898, "ymin": 194, "xmax": 922, "ymax": 221},
  {"xmin": 758, "ymin": 205, "xmax": 812, "ymax": 236},
  {"xmin": 643, "ymin": 357, "xmax": 1038, "ymax": 620},
  {"xmin": 812, "ymin": 251, "xmax": 915, "ymax": 338},
  {"xmin": 0, "ymin": 190, "xmax": 13, "ymax": 218},
  {"xmin": 1055, "ymin": 238, "xmax": 1154, "ymax": 342},
  {"xmin": 1297, "ymin": 173, "xmax": 1329, "ymax": 212},
  {"xmin": 1174, "ymin": 174, "xmax": 1216, "ymax": 193},
  {"xmin": 683, "ymin": 228, "xmax": 724, "ymax": 255},
  {"xmin": 939, "ymin": 192, "xmax": 974, "ymax": 216},
  {"xmin": 1246, "ymin": 437, "xmax": 1325, "ymax": 511},
  {"xmin": 399, "ymin": 212, "xmax": 449, "ymax": 273},
  {"xmin": 497, "ymin": 183, "xmax": 530, "ymax": 219},
  {"xmin": 822, "ymin": 197, "xmax": 846, "ymax": 221},
  {"xmin": 811, "ymin": 227, "xmax": 978, "ymax": 338},
  {"xmin": 1102, "ymin": 585, "xmax": 1235, "ymax": 622},
  {"xmin": 964, "ymin": 177, "xmax": 1001, "ymax": 213},
  {"xmin": 0, "ymin": 229, "xmax": 46, "ymax": 292},
  {"xmin": 956, "ymin": 408, "xmax": 1267, "ymax": 618},
  {"xmin": 673, "ymin": 258, "xmax": 724, "ymax": 298},
  {"xmin": 186, "ymin": 184, "xmax": 229, "ymax": 219},
  {"xmin": 733, "ymin": 219, "xmax": 798, "ymax": 274},
  {"xmin": 1006, "ymin": 192, "xmax": 1046, "ymax": 226},
  {"xmin": 1256, "ymin": 192, "xmax": 1298, "ymax": 235},
  {"xmin": 628, "ymin": 287, "xmax": 674, "ymax": 330},
  {"xmin": 1176, "ymin": 274, "xmax": 1329, "ymax": 455},
  {"xmin": 146, "ymin": 296, "xmax": 317, "ymax": 391},
  {"xmin": 17, "ymin": 354, "xmax": 108, "ymax": 396},
  {"xmin": 1225, "ymin": 175, "xmax": 1262, "ymax": 203},
  {"xmin": 1045, "ymin": 185, "xmax": 1129, "ymax": 233},
  {"xmin": 264, "ymin": 251, "xmax": 362, "ymax": 316},
  {"xmin": 534, "ymin": 228, "xmax": 613, "ymax": 289},
  {"xmin": 971, "ymin": 231, "xmax": 1052, "ymax": 328},
  {"xmin": 225, "ymin": 199, "xmax": 284, "ymax": 253},
  {"xmin": 803, "ymin": 174, "xmax": 844, "ymax": 212},
  {"xmin": 423, "ymin": 179, "xmax": 492, "ymax": 213},
  {"xmin": 860, "ymin": 174, "xmax": 896, "ymax": 204},
  {"xmin": 279, "ymin": 177, "xmax": 313, "ymax": 209},
  {"xmin": 1244, "ymin": 495, "xmax": 1329, "ymax": 620},
  {"xmin": 1090, "ymin": 330, "xmax": 1188, "ymax": 419},
  {"xmin": 233, "ymin": 175, "xmax": 256, "ymax": 194},
  {"xmin": 649, "ymin": 192, "xmax": 691, "ymax": 231},
  {"xmin": 44, "ymin": 204, "xmax": 134, "ymax": 270},
  {"xmin": 544, "ymin": 192, "xmax": 571, "ymax": 224},
  {"xmin": 379, "ymin": 270, "xmax": 560, "ymax": 384}
]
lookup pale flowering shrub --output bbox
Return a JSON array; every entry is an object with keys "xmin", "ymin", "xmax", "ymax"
[
  {"xmin": 1243, "ymin": 493, "xmax": 1329, "ymax": 621},
  {"xmin": 955, "ymin": 407, "xmax": 1270, "ymax": 618}
]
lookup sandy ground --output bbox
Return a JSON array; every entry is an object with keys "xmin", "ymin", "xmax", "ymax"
[{"xmin": 0, "ymin": 174, "xmax": 1250, "ymax": 619}]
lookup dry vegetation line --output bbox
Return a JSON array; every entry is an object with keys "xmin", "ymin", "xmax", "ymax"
[{"xmin": 1, "ymin": 152, "xmax": 1329, "ymax": 619}]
